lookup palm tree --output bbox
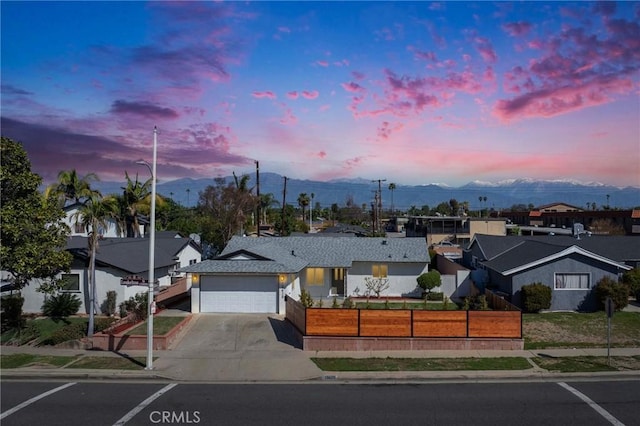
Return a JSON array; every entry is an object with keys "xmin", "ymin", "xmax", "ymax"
[
  {"xmin": 72, "ymin": 193, "xmax": 120, "ymax": 337},
  {"xmin": 259, "ymin": 193, "xmax": 279, "ymax": 225},
  {"xmin": 388, "ymin": 183, "xmax": 396, "ymax": 214},
  {"xmin": 122, "ymin": 171, "xmax": 151, "ymax": 237},
  {"xmin": 186, "ymin": 188, "xmax": 191, "ymax": 206},
  {"xmin": 298, "ymin": 193, "xmax": 310, "ymax": 224},
  {"xmin": 46, "ymin": 169, "xmax": 99, "ymax": 206}
]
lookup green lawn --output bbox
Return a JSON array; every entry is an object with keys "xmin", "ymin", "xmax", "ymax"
[
  {"xmin": 311, "ymin": 357, "xmax": 532, "ymax": 371},
  {"xmin": 1, "ymin": 354, "xmax": 77, "ymax": 369},
  {"xmin": 523, "ymin": 311, "xmax": 640, "ymax": 349},
  {"xmin": 0, "ymin": 317, "xmax": 87, "ymax": 346},
  {"xmin": 125, "ymin": 316, "xmax": 186, "ymax": 336},
  {"xmin": 531, "ymin": 356, "xmax": 640, "ymax": 372},
  {"xmin": 67, "ymin": 356, "xmax": 147, "ymax": 370}
]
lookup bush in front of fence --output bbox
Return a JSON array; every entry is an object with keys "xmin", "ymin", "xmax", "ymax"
[{"xmin": 521, "ymin": 282, "xmax": 552, "ymax": 313}]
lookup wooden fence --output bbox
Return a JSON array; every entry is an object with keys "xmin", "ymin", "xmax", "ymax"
[
  {"xmin": 484, "ymin": 288, "xmax": 520, "ymax": 311},
  {"xmin": 285, "ymin": 297, "xmax": 522, "ymax": 339}
]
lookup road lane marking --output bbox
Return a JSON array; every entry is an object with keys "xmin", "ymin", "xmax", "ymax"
[
  {"xmin": 113, "ymin": 383, "xmax": 178, "ymax": 426},
  {"xmin": 0, "ymin": 382, "xmax": 76, "ymax": 420},
  {"xmin": 558, "ymin": 382, "xmax": 625, "ymax": 426}
]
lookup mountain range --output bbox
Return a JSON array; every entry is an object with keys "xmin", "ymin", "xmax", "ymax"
[{"xmin": 91, "ymin": 174, "xmax": 640, "ymax": 212}]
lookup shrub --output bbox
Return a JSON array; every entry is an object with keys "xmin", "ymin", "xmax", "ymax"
[
  {"xmin": 442, "ymin": 296, "xmax": 449, "ymax": 310},
  {"xmin": 417, "ymin": 271, "xmax": 441, "ymax": 297},
  {"xmin": 1, "ymin": 294, "xmax": 25, "ymax": 332},
  {"xmin": 426, "ymin": 292, "xmax": 444, "ymax": 301},
  {"xmin": 621, "ymin": 268, "xmax": 640, "ymax": 297},
  {"xmin": 316, "ymin": 298, "xmax": 324, "ymax": 308},
  {"xmin": 94, "ymin": 317, "xmax": 118, "ymax": 333},
  {"xmin": 42, "ymin": 293, "xmax": 81, "ymax": 319},
  {"xmin": 331, "ymin": 297, "xmax": 339, "ymax": 308},
  {"xmin": 300, "ymin": 289, "xmax": 314, "ymax": 308},
  {"xmin": 101, "ymin": 291, "xmax": 117, "ymax": 316},
  {"xmin": 342, "ymin": 297, "xmax": 354, "ymax": 309},
  {"xmin": 594, "ymin": 277, "xmax": 629, "ymax": 311},
  {"xmin": 118, "ymin": 292, "xmax": 148, "ymax": 321},
  {"xmin": 521, "ymin": 283, "xmax": 552, "ymax": 313},
  {"xmin": 461, "ymin": 295, "xmax": 489, "ymax": 311},
  {"xmin": 364, "ymin": 277, "xmax": 390, "ymax": 298}
]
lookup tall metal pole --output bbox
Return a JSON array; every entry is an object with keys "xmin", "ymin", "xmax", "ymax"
[
  {"xmin": 255, "ymin": 160, "xmax": 260, "ymax": 237},
  {"xmin": 281, "ymin": 176, "xmax": 288, "ymax": 236},
  {"xmin": 146, "ymin": 127, "xmax": 158, "ymax": 370}
]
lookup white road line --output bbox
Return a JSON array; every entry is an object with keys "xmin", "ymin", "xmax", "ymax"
[
  {"xmin": 558, "ymin": 382, "xmax": 625, "ymax": 426},
  {"xmin": 0, "ymin": 382, "xmax": 76, "ymax": 420},
  {"xmin": 113, "ymin": 383, "xmax": 178, "ymax": 426}
]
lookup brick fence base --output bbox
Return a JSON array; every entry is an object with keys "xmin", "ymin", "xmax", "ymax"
[
  {"xmin": 91, "ymin": 315, "xmax": 192, "ymax": 351},
  {"xmin": 302, "ymin": 335, "xmax": 524, "ymax": 351}
]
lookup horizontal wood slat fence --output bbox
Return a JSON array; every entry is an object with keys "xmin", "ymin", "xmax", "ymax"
[{"xmin": 285, "ymin": 297, "xmax": 522, "ymax": 339}]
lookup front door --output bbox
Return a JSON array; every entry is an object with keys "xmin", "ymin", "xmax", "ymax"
[{"xmin": 331, "ymin": 268, "xmax": 345, "ymax": 295}]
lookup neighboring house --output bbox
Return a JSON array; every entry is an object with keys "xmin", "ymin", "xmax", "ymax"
[
  {"xmin": 463, "ymin": 234, "xmax": 637, "ymax": 311},
  {"xmin": 62, "ymin": 203, "xmax": 125, "ymax": 238},
  {"xmin": 18, "ymin": 234, "xmax": 202, "ymax": 314},
  {"xmin": 180, "ymin": 236, "xmax": 430, "ymax": 314},
  {"xmin": 404, "ymin": 215, "xmax": 507, "ymax": 246}
]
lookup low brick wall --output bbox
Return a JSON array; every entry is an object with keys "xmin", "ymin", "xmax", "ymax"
[
  {"xmin": 302, "ymin": 336, "xmax": 524, "ymax": 351},
  {"xmin": 91, "ymin": 315, "xmax": 192, "ymax": 351}
]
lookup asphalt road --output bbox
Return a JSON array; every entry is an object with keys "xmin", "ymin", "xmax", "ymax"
[{"xmin": 1, "ymin": 379, "xmax": 638, "ymax": 426}]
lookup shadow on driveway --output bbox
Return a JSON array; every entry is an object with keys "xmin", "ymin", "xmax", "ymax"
[{"xmin": 268, "ymin": 317, "xmax": 302, "ymax": 350}]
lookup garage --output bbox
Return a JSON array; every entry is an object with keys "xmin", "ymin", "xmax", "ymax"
[{"xmin": 199, "ymin": 275, "xmax": 278, "ymax": 313}]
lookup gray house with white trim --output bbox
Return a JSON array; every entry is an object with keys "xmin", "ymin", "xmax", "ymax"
[
  {"xmin": 464, "ymin": 235, "xmax": 636, "ymax": 311},
  {"xmin": 181, "ymin": 236, "xmax": 430, "ymax": 314}
]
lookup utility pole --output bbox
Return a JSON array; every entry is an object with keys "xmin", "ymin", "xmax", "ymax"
[
  {"xmin": 372, "ymin": 179, "xmax": 386, "ymax": 235},
  {"xmin": 281, "ymin": 176, "xmax": 288, "ymax": 236},
  {"xmin": 255, "ymin": 160, "xmax": 260, "ymax": 237}
]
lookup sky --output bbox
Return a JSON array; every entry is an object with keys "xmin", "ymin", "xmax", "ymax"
[{"xmin": 1, "ymin": 1, "xmax": 639, "ymax": 188}]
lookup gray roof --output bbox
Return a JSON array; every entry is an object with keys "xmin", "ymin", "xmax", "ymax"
[
  {"xmin": 67, "ymin": 236, "xmax": 200, "ymax": 274},
  {"xmin": 181, "ymin": 236, "xmax": 428, "ymax": 274},
  {"xmin": 471, "ymin": 234, "xmax": 638, "ymax": 274}
]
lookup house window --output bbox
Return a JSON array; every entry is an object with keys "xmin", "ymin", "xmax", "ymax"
[
  {"xmin": 60, "ymin": 274, "xmax": 80, "ymax": 292},
  {"xmin": 555, "ymin": 273, "xmax": 590, "ymax": 290},
  {"xmin": 306, "ymin": 268, "xmax": 324, "ymax": 285},
  {"xmin": 372, "ymin": 264, "xmax": 388, "ymax": 278},
  {"xmin": 333, "ymin": 268, "xmax": 344, "ymax": 280},
  {"xmin": 189, "ymin": 259, "xmax": 198, "ymax": 265},
  {"xmin": 73, "ymin": 223, "xmax": 84, "ymax": 234}
]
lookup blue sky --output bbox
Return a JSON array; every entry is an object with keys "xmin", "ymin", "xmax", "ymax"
[{"xmin": 2, "ymin": 1, "xmax": 639, "ymax": 188}]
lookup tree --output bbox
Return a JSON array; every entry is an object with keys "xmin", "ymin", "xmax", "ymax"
[
  {"xmin": 122, "ymin": 171, "xmax": 152, "ymax": 237},
  {"xmin": 417, "ymin": 271, "xmax": 441, "ymax": 297},
  {"xmin": 45, "ymin": 169, "xmax": 99, "ymax": 207},
  {"xmin": 388, "ymin": 183, "xmax": 396, "ymax": 213},
  {"xmin": 364, "ymin": 276, "xmax": 390, "ymax": 298},
  {"xmin": 621, "ymin": 268, "xmax": 640, "ymax": 298},
  {"xmin": 259, "ymin": 193, "xmax": 279, "ymax": 225},
  {"xmin": 297, "ymin": 192, "xmax": 310, "ymax": 224},
  {"xmin": 72, "ymin": 193, "xmax": 120, "ymax": 336},
  {"xmin": 197, "ymin": 176, "xmax": 257, "ymax": 252},
  {"xmin": 0, "ymin": 137, "xmax": 72, "ymax": 293},
  {"xmin": 449, "ymin": 198, "xmax": 459, "ymax": 216}
]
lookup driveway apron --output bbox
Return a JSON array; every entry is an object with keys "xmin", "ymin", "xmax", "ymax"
[{"xmin": 152, "ymin": 314, "xmax": 322, "ymax": 381}]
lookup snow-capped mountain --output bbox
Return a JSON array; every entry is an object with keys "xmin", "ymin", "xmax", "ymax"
[{"xmin": 92, "ymin": 175, "xmax": 639, "ymax": 210}]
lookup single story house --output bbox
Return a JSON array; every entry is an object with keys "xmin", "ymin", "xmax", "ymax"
[
  {"xmin": 180, "ymin": 236, "xmax": 430, "ymax": 314},
  {"xmin": 15, "ymin": 233, "xmax": 201, "ymax": 314},
  {"xmin": 463, "ymin": 234, "xmax": 637, "ymax": 311}
]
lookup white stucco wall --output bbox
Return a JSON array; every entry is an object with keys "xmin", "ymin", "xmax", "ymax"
[{"xmin": 346, "ymin": 261, "xmax": 428, "ymax": 298}]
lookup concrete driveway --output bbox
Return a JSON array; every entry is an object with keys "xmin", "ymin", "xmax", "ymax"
[{"xmin": 152, "ymin": 314, "xmax": 322, "ymax": 381}]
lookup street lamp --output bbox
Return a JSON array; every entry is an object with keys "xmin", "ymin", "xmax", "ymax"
[{"xmin": 136, "ymin": 126, "xmax": 158, "ymax": 370}]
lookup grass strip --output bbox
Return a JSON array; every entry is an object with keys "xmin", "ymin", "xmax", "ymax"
[
  {"xmin": 311, "ymin": 357, "xmax": 532, "ymax": 371},
  {"xmin": 1, "ymin": 354, "xmax": 77, "ymax": 369},
  {"xmin": 125, "ymin": 316, "xmax": 186, "ymax": 336},
  {"xmin": 531, "ymin": 356, "xmax": 640, "ymax": 373},
  {"xmin": 66, "ymin": 356, "xmax": 147, "ymax": 370}
]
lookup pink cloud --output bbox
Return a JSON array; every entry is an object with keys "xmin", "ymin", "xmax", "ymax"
[
  {"xmin": 278, "ymin": 26, "xmax": 291, "ymax": 33},
  {"xmin": 252, "ymin": 91, "xmax": 276, "ymax": 99},
  {"xmin": 287, "ymin": 91, "xmax": 299, "ymax": 100},
  {"xmin": 279, "ymin": 108, "xmax": 297, "ymax": 125},
  {"xmin": 316, "ymin": 60, "xmax": 329, "ymax": 67},
  {"xmin": 474, "ymin": 37, "xmax": 498, "ymax": 63},
  {"xmin": 493, "ymin": 77, "xmax": 633, "ymax": 121},
  {"xmin": 341, "ymin": 82, "xmax": 366, "ymax": 93},
  {"xmin": 502, "ymin": 21, "xmax": 533, "ymax": 37},
  {"xmin": 352, "ymin": 71, "xmax": 365, "ymax": 80},
  {"xmin": 110, "ymin": 100, "xmax": 179, "ymax": 119},
  {"xmin": 316, "ymin": 151, "xmax": 326, "ymax": 158},
  {"xmin": 301, "ymin": 90, "xmax": 319, "ymax": 100}
]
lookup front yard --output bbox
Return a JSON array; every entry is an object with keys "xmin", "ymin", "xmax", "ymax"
[{"xmin": 523, "ymin": 311, "xmax": 640, "ymax": 349}]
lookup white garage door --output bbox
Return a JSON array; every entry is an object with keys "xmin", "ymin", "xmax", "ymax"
[{"xmin": 200, "ymin": 275, "xmax": 277, "ymax": 313}]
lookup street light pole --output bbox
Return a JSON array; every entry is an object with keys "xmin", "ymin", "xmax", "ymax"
[{"xmin": 136, "ymin": 127, "xmax": 157, "ymax": 371}]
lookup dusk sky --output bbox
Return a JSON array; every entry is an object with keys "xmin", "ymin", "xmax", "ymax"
[{"xmin": 2, "ymin": 1, "xmax": 639, "ymax": 188}]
